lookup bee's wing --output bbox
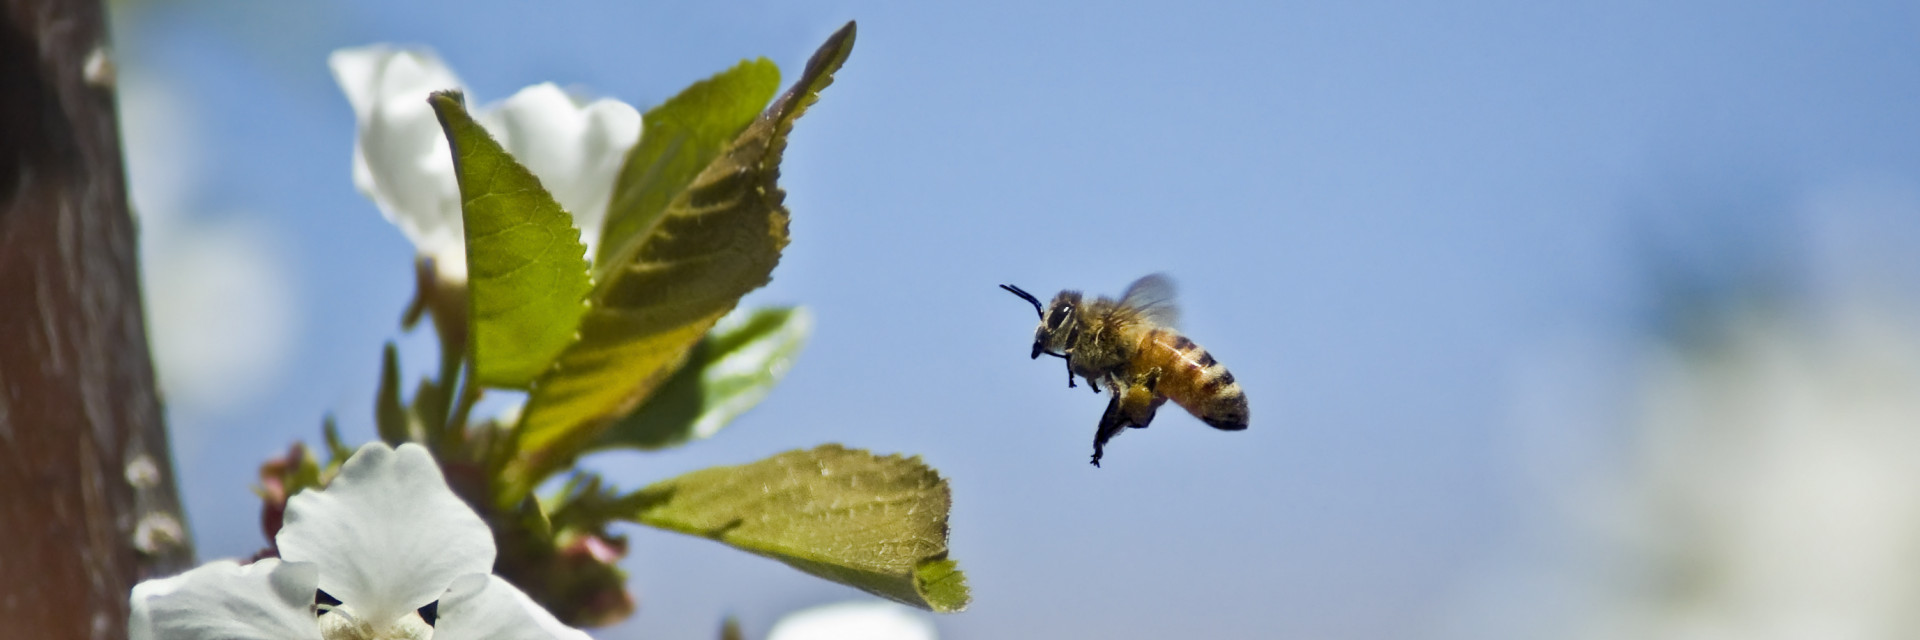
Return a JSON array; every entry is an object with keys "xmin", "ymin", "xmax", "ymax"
[{"xmin": 1117, "ymin": 273, "xmax": 1180, "ymax": 328}]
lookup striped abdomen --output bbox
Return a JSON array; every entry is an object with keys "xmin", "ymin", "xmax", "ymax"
[{"xmin": 1134, "ymin": 329, "xmax": 1249, "ymax": 430}]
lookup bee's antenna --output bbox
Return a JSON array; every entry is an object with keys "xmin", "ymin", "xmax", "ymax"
[{"xmin": 1000, "ymin": 284, "xmax": 1045, "ymax": 319}]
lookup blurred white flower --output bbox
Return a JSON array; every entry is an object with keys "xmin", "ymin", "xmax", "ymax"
[
  {"xmin": 142, "ymin": 220, "xmax": 298, "ymax": 416},
  {"xmin": 767, "ymin": 601, "xmax": 938, "ymax": 640},
  {"xmin": 1448, "ymin": 187, "xmax": 1920, "ymax": 640},
  {"xmin": 1577, "ymin": 307, "xmax": 1920, "ymax": 640},
  {"xmin": 130, "ymin": 443, "xmax": 588, "ymax": 640},
  {"xmin": 329, "ymin": 45, "xmax": 641, "ymax": 283},
  {"xmin": 121, "ymin": 71, "xmax": 297, "ymax": 419},
  {"xmin": 120, "ymin": 73, "xmax": 199, "ymax": 226}
]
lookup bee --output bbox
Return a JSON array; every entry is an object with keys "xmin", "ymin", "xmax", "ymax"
[{"xmin": 1000, "ymin": 274, "xmax": 1249, "ymax": 466}]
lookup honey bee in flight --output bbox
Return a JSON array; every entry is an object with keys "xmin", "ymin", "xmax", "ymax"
[{"xmin": 1000, "ymin": 274, "xmax": 1249, "ymax": 466}]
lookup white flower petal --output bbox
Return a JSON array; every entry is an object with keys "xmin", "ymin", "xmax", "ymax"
[
  {"xmin": 130, "ymin": 558, "xmax": 322, "ymax": 640},
  {"xmin": 333, "ymin": 45, "xmax": 641, "ymax": 281},
  {"xmin": 330, "ymin": 46, "xmax": 460, "ymax": 123},
  {"xmin": 277, "ymin": 443, "xmax": 494, "ymax": 627},
  {"xmin": 329, "ymin": 45, "xmax": 468, "ymax": 282},
  {"xmin": 767, "ymin": 601, "xmax": 939, "ymax": 640},
  {"xmin": 128, "ymin": 565, "xmax": 188, "ymax": 640},
  {"xmin": 478, "ymin": 83, "xmax": 641, "ymax": 258},
  {"xmin": 433, "ymin": 574, "xmax": 592, "ymax": 640}
]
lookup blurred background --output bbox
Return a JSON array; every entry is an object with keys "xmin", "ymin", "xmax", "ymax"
[{"xmin": 113, "ymin": 1, "xmax": 1920, "ymax": 638}]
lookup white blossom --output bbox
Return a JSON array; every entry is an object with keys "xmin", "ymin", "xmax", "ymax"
[
  {"xmin": 129, "ymin": 443, "xmax": 588, "ymax": 640},
  {"xmin": 1576, "ymin": 309, "xmax": 1920, "ymax": 640},
  {"xmin": 122, "ymin": 71, "xmax": 298, "ymax": 418},
  {"xmin": 767, "ymin": 601, "xmax": 938, "ymax": 640},
  {"xmin": 329, "ymin": 45, "xmax": 640, "ymax": 283}
]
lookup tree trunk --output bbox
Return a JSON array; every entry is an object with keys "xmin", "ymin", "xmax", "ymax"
[{"xmin": 0, "ymin": 0, "xmax": 195, "ymax": 638}]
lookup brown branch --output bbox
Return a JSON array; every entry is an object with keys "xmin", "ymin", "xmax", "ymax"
[{"xmin": 0, "ymin": 0, "xmax": 195, "ymax": 638}]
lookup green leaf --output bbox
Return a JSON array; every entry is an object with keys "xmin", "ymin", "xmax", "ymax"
[
  {"xmin": 375, "ymin": 343, "xmax": 407, "ymax": 445},
  {"xmin": 594, "ymin": 59, "xmax": 781, "ymax": 275},
  {"xmin": 500, "ymin": 22, "xmax": 858, "ymax": 503},
  {"xmin": 289, "ymin": 445, "xmax": 322, "ymax": 491},
  {"xmin": 629, "ymin": 444, "xmax": 970, "ymax": 613},
  {"xmin": 593, "ymin": 306, "xmax": 811, "ymax": 452},
  {"xmin": 428, "ymin": 91, "xmax": 593, "ymax": 390},
  {"xmin": 544, "ymin": 472, "xmax": 631, "ymax": 536},
  {"xmin": 321, "ymin": 414, "xmax": 353, "ymax": 463}
]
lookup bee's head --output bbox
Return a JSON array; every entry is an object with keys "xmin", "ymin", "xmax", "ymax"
[
  {"xmin": 1034, "ymin": 292, "xmax": 1083, "ymax": 356},
  {"xmin": 1000, "ymin": 283, "xmax": 1079, "ymax": 360}
]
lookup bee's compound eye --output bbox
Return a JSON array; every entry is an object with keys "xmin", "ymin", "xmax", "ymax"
[{"xmin": 1045, "ymin": 306, "xmax": 1069, "ymax": 330}]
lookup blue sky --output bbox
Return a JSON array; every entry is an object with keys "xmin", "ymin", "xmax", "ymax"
[{"xmin": 116, "ymin": 1, "xmax": 1920, "ymax": 638}]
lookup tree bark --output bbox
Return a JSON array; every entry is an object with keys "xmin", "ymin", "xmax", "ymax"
[{"xmin": 0, "ymin": 0, "xmax": 195, "ymax": 638}]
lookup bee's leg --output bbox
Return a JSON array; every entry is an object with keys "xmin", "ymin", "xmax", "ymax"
[
  {"xmin": 1118, "ymin": 367, "xmax": 1165, "ymax": 428},
  {"xmin": 1062, "ymin": 330, "xmax": 1082, "ymax": 390},
  {"xmin": 1091, "ymin": 392, "xmax": 1128, "ymax": 467}
]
